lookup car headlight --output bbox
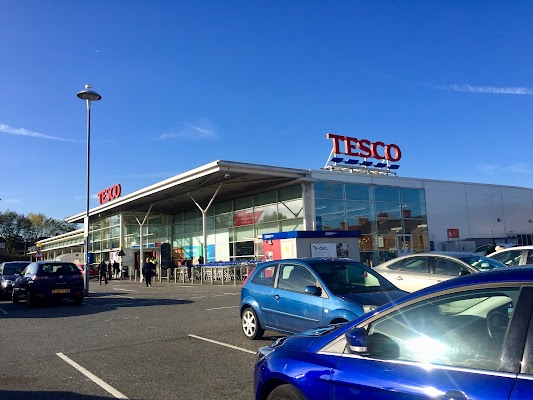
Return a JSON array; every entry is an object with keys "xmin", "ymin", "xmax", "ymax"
[
  {"xmin": 362, "ymin": 305, "xmax": 378, "ymax": 313},
  {"xmin": 5, "ymin": 279, "xmax": 14, "ymax": 286},
  {"xmin": 256, "ymin": 337, "xmax": 288, "ymax": 362}
]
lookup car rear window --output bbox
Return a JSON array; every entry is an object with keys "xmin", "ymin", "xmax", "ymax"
[
  {"xmin": 38, "ymin": 263, "xmax": 80, "ymax": 275},
  {"xmin": 3, "ymin": 263, "xmax": 29, "ymax": 275}
]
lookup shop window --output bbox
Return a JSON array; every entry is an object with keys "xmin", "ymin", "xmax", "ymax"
[
  {"xmin": 215, "ymin": 200, "xmax": 233, "ymax": 214},
  {"xmin": 235, "ymin": 196, "xmax": 253, "ymax": 210},
  {"xmin": 278, "ymin": 198, "xmax": 303, "ymax": 220},
  {"xmin": 374, "ymin": 186, "xmax": 400, "ymax": 203},
  {"xmin": 401, "ymin": 188, "xmax": 426, "ymax": 204},
  {"xmin": 345, "ymin": 184, "xmax": 371, "ymax": 201},
  {"xmin": 281, "ymin": 218, "xmax": 304, "ymax": 232},
  {"xmin": 254, "ymin": 191, "xmax": 277, "ymax": 206},
  {"xmin": 317, "ymin": 213, "xmax": 346, "ymax": 231},
  {"xmin": 215, "ymin": 212, "xmax": 233, "ymax": 229},
  {"xmin": 314, "ymin": 181, "xmax": 344, "ymax": 199},
  {"xmin": 315, "ymin": 198, "xmax": 345, "ymax": 215},
  {"xmin": 235, "ymin": 241, "xmax": 255, "ymax": 257},
  {"xmin": 279, "ymin": 185, "xmax": 302, "ymax": 201}
]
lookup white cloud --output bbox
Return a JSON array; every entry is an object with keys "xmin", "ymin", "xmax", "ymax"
[
  {"xmin": 0, "ymin": 123, "xmax": 78, "ymax": 142},
  {"xmin": 442, "ymin": 84, "xmax": 533, "ymax": 95},
  {"xmin": 476, "ymin": 162, "xmax": 533, "ymax": 175},
  {"xmin": 159, "ymin": 120, "xmax": 217, "ymax": 141}
]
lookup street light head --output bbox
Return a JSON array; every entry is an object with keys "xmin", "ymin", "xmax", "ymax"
[{"xmin": 77, "ymin": 86, "xmax": 102, "ymax": 101}]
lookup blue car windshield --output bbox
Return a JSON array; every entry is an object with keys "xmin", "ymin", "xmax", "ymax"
[{"xmin": 311, "ymin": 261, "xmax": 397, "ymax": 295}]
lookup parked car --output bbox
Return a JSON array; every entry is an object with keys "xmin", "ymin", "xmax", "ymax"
[
  {"xmin": 373, "ymin": 251, "xmax": 506, "ymax": 292},
  {"xmin": 0, "ymin": 261, "xmax": 31, "ymax": 299},
  {"xmin": 254, "ymin": 266, "xmax": 533, "ymax": 400},
  {"xmin": 80, "ymin": 263, "xmax": 99, "ymax": 279},
  {"xmin": 12, "ymin": 261, "xmax": 85, "ymax": 307},
  {"xmin": 472, "ymin": 242, "xmax": 515, "ymax": 256},
  {"xmin": 487, "ymin": 245, "xmax": 533, "ymax": 267},
  {"xmin": 240, "ymin": 258, "xmax": 407, "ymax": 340}
]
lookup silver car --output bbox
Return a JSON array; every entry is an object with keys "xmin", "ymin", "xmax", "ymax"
[
  {"xmin": 487, "ymin": 245, "xmax": 533, "ymax": 267},
  {"xmin": 373, "ymin": 252, "xmax": 506, "ymax": 292}
]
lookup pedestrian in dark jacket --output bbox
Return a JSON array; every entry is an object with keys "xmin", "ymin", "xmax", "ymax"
[
  {"xmin": 112, "ymin": 260, "xmax": 120, "ymax": 279},
  {"xmin": 142, "ymin": 257, "xmax": 154, "ymax": 287},
  {"xmin": 98, "ymin": 260, "xmax": 108, "ymax": 285}
]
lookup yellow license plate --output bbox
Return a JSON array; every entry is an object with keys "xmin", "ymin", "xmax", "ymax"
[{"xmin": 52, "ymin": 289, "xmax": 70, "ymax": 294}]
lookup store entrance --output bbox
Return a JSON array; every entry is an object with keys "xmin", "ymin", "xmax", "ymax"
[{"xmin": 396, "ymin": 234, "xmax": 413, "ymax": 256}]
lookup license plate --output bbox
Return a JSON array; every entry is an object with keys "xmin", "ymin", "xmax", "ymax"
[{"xmin": 52, "ymin": 289, "xmax": 70, "ymax": 294}]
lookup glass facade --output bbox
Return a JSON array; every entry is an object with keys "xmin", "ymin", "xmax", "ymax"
[
  {"xmin": 172, "ymin": 185, "xmax": 303, "ymax": 262},
  {"xmin": 37, "ymin": 181, "xmax": 428, "ymax": 268},
  {"xmin": 314, "ymin": 181, "xmax": 429, "ymax": 266}
]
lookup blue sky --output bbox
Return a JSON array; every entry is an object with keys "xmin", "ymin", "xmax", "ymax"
[{"xmin": 1, "ymin": 0, "xmax": 532, "ymax": 220}]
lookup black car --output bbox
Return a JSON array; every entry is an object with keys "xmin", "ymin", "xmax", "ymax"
[
  {"xmin": 0, "ymin": 261, "xmax": 31, "ymax": 299},
  {"xmin": 12, "ymin": 261, "xmax": 85, "ymax": 307}
]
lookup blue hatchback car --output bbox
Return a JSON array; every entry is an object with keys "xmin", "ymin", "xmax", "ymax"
[
  {"xmin": 240, "ymin": 258, "xmax": 407, "ymax": 339},
  {"xmin": 254, "ymin": 266, "xmax": 533, "ymax": 400}
]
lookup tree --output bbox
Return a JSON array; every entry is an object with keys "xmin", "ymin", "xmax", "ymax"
[{"xmin": 0, "ymin": 210, "xmax": 78, "ymax": 256}]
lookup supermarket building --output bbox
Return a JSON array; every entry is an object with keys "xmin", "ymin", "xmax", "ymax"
[{"xmin": 35, "ymin": 134, "xmax": 533, "ymax": 272}]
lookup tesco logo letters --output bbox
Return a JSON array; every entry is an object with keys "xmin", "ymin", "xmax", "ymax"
[
  {"xmin": 98, "ymin": 184, "xmax": 121, "ymax": 205},
  {"xmin": 327, "ymin": 133, "xmax": 402, "ymax": 162}
]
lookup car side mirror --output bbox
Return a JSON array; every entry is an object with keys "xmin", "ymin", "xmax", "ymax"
[
  {"xmin": 346, "ymin": 327, "xmax": 400, "ymax": 359},
  {"xmin": 345, "ymin": 327, "xmax": 368, "ymax": 354},
  {"xmin": 459, "ymin": 270, "xmax": 471, "ymax": 276},
  {"xmin": 304, "ymin": 285, "xmax": 322, "ymax": 296}
]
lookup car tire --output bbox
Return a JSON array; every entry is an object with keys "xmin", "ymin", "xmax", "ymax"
[
  {"xmin": 266, "ymin": 384, "xmax": 305, "ymax": 400},
  {"xmin": 72, "ymin": 296, "xmax": 84, "ymax": 305},
  {"xmin": 241, "ymin": 307, "xmax": 264, "ymax": 340},
  {"xmin": 26, "ymin": 291, "xmax": 36, "ymax": 308},
  {"xmin": 12, "ymin": 290, "xmax": 19, "ymax": 304}
]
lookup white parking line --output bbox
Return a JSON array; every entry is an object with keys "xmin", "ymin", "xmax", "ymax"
[
  {"xmin": 113, "ymin": 288, "xmax": 137, "ymax": 292},
  {"xmin": 56, "ymin": 353, "xmax": 129, "ymax": 399},
  {"xmin": 206, "ymin": 305, "xmax": 240, "ymax": 311},
  {"xmin": 188, "ymin": 334, "xmax": 256, "ymax": 354},
  {"xmin": 0, "ymin": 307, "xmax": 8, "ymax": 315}
]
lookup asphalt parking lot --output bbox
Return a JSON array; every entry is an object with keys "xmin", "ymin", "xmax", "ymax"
[{"xmin": 0, "ymin": 278, "xmax": 282, "ymax": 400}]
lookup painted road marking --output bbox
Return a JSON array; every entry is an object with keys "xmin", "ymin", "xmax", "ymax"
[
  {"xmin": 188, "ymin": 334, "xmax": 256, "ymax": 354},
  {"xmin": 56, "ymin": 352, "xmax": 129, "ymax": 399},
  {"xmin": 206, "ymin": 305, "xmax": 240, "ymax": 311},
  {"xmin": 0, "ymin": 307, "xmax": 8, "ymax": 315}
]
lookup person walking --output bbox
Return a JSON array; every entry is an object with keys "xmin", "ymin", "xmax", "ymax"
[
  {"xmin": 98, "ymin": 260, "xmax": 108, "ymax": 285},
  {"xmin": 142, "ymin": 257, "xmax": 154, "ymax": 287},
  {"xmin": 112, "ymin": 260, "xmax": 120, "ymax": 279}
]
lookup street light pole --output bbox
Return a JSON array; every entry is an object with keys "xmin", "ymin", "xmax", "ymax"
[{"xmin": 77, "ymin": 85, "xmax": 102, "ymax": 296}]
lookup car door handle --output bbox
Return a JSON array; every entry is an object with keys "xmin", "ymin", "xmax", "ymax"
[
  {"xmin": 441, "ymin": 390, "xmax": 467, "ymax": 400},
  {"xmin": 274, "ymin": 294, "xmax": 280, "ymax": 300}
]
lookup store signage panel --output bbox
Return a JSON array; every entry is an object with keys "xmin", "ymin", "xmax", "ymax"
[
  {"xmin": 326, "ymin": 133, "xmax": 402, "ymax": 162},
  {"xmin": 447, "ymin": 228, "xmax": 459, "ymax": 239},
  {"xmin": 98, "ymin": 183, "xmax": 122, "ymax": 204}
]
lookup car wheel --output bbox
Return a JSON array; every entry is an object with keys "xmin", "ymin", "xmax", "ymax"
[
  {"xmin": 266, "ymin": 384, "xmax": 305, "ymax": 400},
  {"xmin": 26, "ymin": 291, "xmax": 36, "ymax": 308},
  {"xmin": 12, "ymin": 289, "xmax": 19, "ymax": 304},
  {"xmin": 241, "ymin": 307, "xmax": 264, "ymax": 340}
]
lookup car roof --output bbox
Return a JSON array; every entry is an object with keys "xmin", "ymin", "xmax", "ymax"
[
  {"xmin": 383, "ymin": 252, "xmax": 475, "ymax": 259},
  {"xmin": 406, "ymin": 265, "xmax": 533, "ymax": 299},
  {"xmin": 492, "ymin": 245, "xmax": 533, "ymax": 251},
  {"xmin": 1, "ymin": 261, "xmax": 31, "ymax": 265}
]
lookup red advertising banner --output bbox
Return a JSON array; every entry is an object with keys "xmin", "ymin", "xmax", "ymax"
[
  {"xmin": 234, "ymin": 210, "xmax": 264, "ymax": 226},
  {"xmin": 447, "ymin": 229, "xmax": 459, "ymax": 239}
]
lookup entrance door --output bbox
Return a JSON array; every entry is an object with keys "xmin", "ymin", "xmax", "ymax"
[{"xmin": 396, "ymin": 234, "xmax": 413, "ymax": 256}]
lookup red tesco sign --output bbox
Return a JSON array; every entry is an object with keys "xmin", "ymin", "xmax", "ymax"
[
  {"xmin": 327, "ymin": 133, "xmax": 402, "ymax": 162},
  {"xmin": 98, "ymin": 184, "xmax": 121, "ymax": 205}
]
